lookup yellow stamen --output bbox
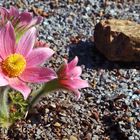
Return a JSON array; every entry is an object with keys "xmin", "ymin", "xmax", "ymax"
[{"xmin": 1, "ymin": 53, "xmax": 26, "ymax": 77}]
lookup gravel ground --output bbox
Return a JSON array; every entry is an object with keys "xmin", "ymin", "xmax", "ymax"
[{"xmin": 0, "ymin": 0, "xmax": 140, "ymax": 140}]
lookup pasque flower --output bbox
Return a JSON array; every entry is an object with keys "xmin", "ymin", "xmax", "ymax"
[
  {"xmin": 0, "ymin": 6, "xmax": 42, "ymax": 42},
  {"xmin": 0, "ymin": 22, "xmax": 56, "ymax": 99},
  {"xmin": 57, "ymin": 56, "xmax": 89, "ymax": 99}
]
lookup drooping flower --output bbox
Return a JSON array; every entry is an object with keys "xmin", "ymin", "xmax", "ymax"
[
  {"xmin": 57, "ymin": 56, "xmax": 89, "ymax": 99},
  {"xmin": 0, "ymin": 22, "xmax": 56, "ymax": 99},
  {"xmin": 0, "ymin": 6, "xmax": 42, "ymax": 42}
]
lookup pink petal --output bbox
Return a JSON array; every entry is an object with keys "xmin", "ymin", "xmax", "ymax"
[
  {"xmin": 9, "ymin": 78, "xmax": 31, "ymax": 100},
  {"xmin": 9, "ymin": 6, "xmax": 19, "ymax": 17},
  {"xmin": 0, "ymin": 7, "xmax": 9, "ymax": 24},
  {"xmin": 20, "ymin": 67, "xmax": 57, "ymax": 83},
  {"xmin": 61, "ymin": 78, "xmax": 89, "ymax": 89},
  {"xmin": 0, "ymin": 72, "xmax": 8, "ymax": 86},
  {"xmin": 26, "ymin": 47, "xmax": 54, "ymax": 67},
  {"xmin": 19, "ymin": 12, "xmax": 32, "ymax": 27},
  {"xmin": 68, "ymin": 56, "xmax": 78, "ymax": 70},
  {"xmin": 27, "ymin": 16, "xmax": 43, "ymax": 28},
  {"xmin": 16, "ymin": 27, "xmax": 36, "ymax": 57},
  {"xmin": 69, "ymin": 66, "xmax": 82, "ymax": 77},
  {"xmin": 0, "ymin": 57, "xmax": 2, "ymax": 61},
  {"xmin": 0, "ymin": 22, "xmax": 15, "ymax": 59}
]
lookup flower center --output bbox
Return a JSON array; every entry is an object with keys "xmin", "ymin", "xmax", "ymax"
[{"xmin": 1, "ymin": 53, "xmax": 26, "ymax": 77}]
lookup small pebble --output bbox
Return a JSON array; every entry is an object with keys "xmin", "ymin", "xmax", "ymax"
[
  {"xmin": 53, "ymin": 122, "xmax": 61, "ymax": 127},
  {"xmin": 70, "ymin": 135, "xmax": 78, "ymax": 140}
]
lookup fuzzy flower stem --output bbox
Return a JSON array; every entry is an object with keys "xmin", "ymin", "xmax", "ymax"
[
  {"xmin": 0, "ymin": 87, "xmax": 10, "ymax": 128},
  {"xmin": 28, "ymin": 79, "xmax": 60, "ymax": 110}
]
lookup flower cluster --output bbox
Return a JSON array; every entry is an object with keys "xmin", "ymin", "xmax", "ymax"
[
  {"xmin": 0, "ymin": 6, "xmax": 89, "ymax": 128},
  {"xmin": 0, "ymin": 6, "xmax": 42, "ymax": 42}
]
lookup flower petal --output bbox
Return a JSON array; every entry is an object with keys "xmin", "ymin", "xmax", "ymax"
[
  {"xmin": 27, "ymin": 16, "xmax": 43, "ymax": 28},
  {"xmin": 0, "ymin": 7, "xmax": 9, "ymax": 24},
  {"xmin": 61, "ymin": 78, "xmax": 89, "ymax": 89},
  {"xmin": 19, "ymin": 12, "xmax": 32, "ymax": 27},
  {"xmin": 68, "ymin": 56, "xmax": 78, "ymax": 70},
  {"xmin": 0, "ymin": 72, "xmax": 8, "ymax": 86},
  {"xmin": 0, "ymin": 57, "xmax": 2, "ymax": 61},
  {"xmin": 20, "ymin": 67, "xmax": 57, "ymax": 83},
  {"xmin": 26, "ymin": 48, "xmax": 54, "ymax": 67},
  {"xmin": 69, "ymin": 66, "xmax": 82, "ymax": 77},
  {"xmin": 9, "ymin": 78, "xmax": 31, "ymax": 100},
  {"xmin": 16, "ymin": 27, "xmax": 36, "ymax": 57},
  {"xmin": 0, "ymin": 22, "xmax": 15, "ymax": 59},
  {"xmin": 9, "ymin": 6, "xmax": 19, "ymax": 17}
]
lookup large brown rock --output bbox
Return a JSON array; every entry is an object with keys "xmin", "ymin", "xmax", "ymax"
[{"xmin": 94, "ymin": 19, "xmax": 140, "ymax": 62}]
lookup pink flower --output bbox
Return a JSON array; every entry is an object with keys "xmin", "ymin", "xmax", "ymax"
[
  {"xmin": 0, "ymin": 22, "xmax": 56, "ymax": 99},
  {"xmin": 0, "ymin": 6, "xmax": 42, "ymax": 42},
  {"xmin": 57, "ymin": 56, "xmax": 89, "ymax": 99}
]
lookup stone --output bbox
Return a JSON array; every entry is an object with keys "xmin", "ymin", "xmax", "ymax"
[
  {"xmin": 94, "ymin": 19, "xmax": 140, "ymax": 62},
  {"xmin": 70, "ymin": 135, "xmax": 78, "ymax": 140},
  {"xmin": 68, "ymin": 0, "xmax": 76, "ymax": 4},
  {"xmin": 50, "ymin": 103, "xmax": 56, "ymax": 108},
  {"xmin": 53, "ymin": 122, "xmax": 61, "ymax": 127},
  {"xmin": 84, "ymin": 133, "xmax": 92, "ymax": 140},
  {"xmin": 62, "ymin": 138, "xmax": 69, "ymax": 140},
  {"xmin": 136, "ymin": 121, "xmax": 140, "ymax": 129}
]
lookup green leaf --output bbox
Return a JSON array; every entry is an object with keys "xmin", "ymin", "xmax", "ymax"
[{"xmin": 8, "ymin": 91, "xmax": 28, "ymax": 123}]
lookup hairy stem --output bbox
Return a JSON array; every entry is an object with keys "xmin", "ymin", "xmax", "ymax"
[
  {"xmin": 28, "ymin": 79, "xmax": 60, "ymax": 110},
  {"xmin": 0, "ymin": 87, "xmax": 10, "ymax": 128}
]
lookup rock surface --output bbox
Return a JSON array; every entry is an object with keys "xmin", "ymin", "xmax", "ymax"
[{"xmin": 94, "ymin": 19, "xmax": 140, "ymax": 62}]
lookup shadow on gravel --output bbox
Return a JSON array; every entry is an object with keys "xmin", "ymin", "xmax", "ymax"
[
  {"xmin": 102, "ymin": 114, "xmax": 128, "ymax": 140},
  {"xmin": 67, "ymin": 40, "xmax": 140, "ymax": 70}
]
